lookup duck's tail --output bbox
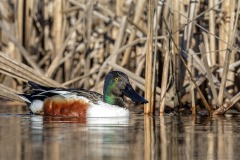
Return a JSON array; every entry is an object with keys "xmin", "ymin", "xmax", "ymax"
[
  {"xmin": 28, "ymin": 81, "xmax": 55, "ymax": 90},
  {"xmin": 18, "ymin": 81, "xmax": 54, "ymax": 102},
  {"xmin": 17, "ymin": 94, "xmax": 32, "ymax": 103}
]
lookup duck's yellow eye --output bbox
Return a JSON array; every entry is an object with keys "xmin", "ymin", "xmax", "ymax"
[{"xmin": 114, "ymin": 77, "xmax": 119, "ymax": 83}]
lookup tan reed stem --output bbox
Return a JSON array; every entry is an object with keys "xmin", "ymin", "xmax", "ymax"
[{"xmin": 144, "ymin": 0, "xmax": 154, "ymax": 114}]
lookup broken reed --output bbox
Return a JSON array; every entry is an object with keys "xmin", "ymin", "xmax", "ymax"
[{"xmin": 0, "ymin": 0, "xmax": 239, "ymax": 115}]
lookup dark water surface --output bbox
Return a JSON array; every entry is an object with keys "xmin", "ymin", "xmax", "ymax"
[{"xmin": 1, "ymin": 106, "xmax": 240, "ymax": 160}]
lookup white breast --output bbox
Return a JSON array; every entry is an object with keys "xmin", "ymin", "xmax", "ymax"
[
  {"xmin": 87, "ymin": 101, "xmax": 130, "ymax": 117},
  {"xmin": 29, "ymin": 100, "xmax": 44, "ymax": 114}
]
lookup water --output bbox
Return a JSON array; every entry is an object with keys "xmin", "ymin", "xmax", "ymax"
[{"xmin": 1, "ymin": 105, "xmax": 240, "ymax": 160}]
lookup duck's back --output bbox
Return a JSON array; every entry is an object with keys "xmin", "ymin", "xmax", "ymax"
[{"xmin": 19, "ymin": 81, "xmax": 103, "ymax": 117}]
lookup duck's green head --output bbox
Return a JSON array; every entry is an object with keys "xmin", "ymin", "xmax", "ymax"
[{"xmin": 103, "ymin": 71, "xmax": 148, "ymax": 107}]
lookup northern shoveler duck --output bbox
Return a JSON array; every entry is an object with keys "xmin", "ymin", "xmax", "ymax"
[{"xmin": 18, "ymin": 71, "xmax": 148, "ymax": 117}]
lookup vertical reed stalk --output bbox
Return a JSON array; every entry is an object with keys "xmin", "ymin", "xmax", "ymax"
[
  {"xmin": 160, "ymin": 41, "xmax": 170, "ymax": 113},
  {"xmin": 172, "ymin": 0, "xmax": 180, "ymax": 108},
  {"xmin": 112, "ymin": 16, "xmax": 127, "ymax": 62},
  {"xmin": 15, "ymin": 1, "xmax": 23, "ymax": 59},
  {"xmin": 145, "ymin": 0, "xmax": 154, "ymax": 114},
  {"xmin": 15, "ymin": 0, "xmax": 24, "ymax": 91},
  {"xmin": 45, "ymin": 0, "xmax": 63, "ymax": 77},
  {"xmin": 43, "ymin": 0, "xmax": 51, "ymax": 52},
  {"xmin": 24, "ymin": 0, "xmax": 34, "ymax": 50},
  {"xmin": 189, "ymin": 50, "xmax": 196, "ymax": 115},
  {"xmin": 116, "ymin": 0, "xmax": 123, "ymax": 16},
  {"xmin": 219, "ymin": 0, "xmax": 230, "ymax": 70},
  {"xmin": 53, "ymin": 0, "xmax": 63, "ymax": 58},
  {"xmin": 151, "ymin": 0, "xmax": 159, "ymax": 113},
  {"xmin": 209, "ymin": 0, "xmax": 216, "ymax": 66},
  {"xmin": 84, "ymin": 0, "xmax": 94, "ymax": 88},
  {"xmin": 159, "ymin": 1, "xmax": 171, "ymax": 111},
  {"xmin": 218, "ymin": 0, "xmax": 238, "ymax": 106},
  {"xmin": 184, "ymin": 0, "xmax": 196, "ymax": 50}
]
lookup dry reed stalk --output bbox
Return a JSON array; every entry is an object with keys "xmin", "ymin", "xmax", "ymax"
[
  {"xmin": 133, "ymin": 47, "xmax": 147, "ymax": 90},
  {"xmin": 62, "ymin": 1, "xmax": 71, "ymax": 83},
  {"xmin": 45, "ymin": 0, "xmax": 63, "ymax": 78},
  {"xmin": 219, "ymin": 0, "xmax": 230, "ymax": 68},
  {"xmin": 163, "ymin": 1, "xmax": 178, "ymax": 106},
  {"xmin": 14, "ymin": 0, "xmax": 24, "ymax": 91},
  {"xmin": 189, "ymin": 50, "xmax": 196, "ymax": 115},
  {"xmin": 200, "ymin": 42, "xmax": 219, "ymax": 107},
  {"xmin": 24, "ymin": 0, "xmax": 34, "ymax": 50},
  {"xmin": 208, "ymin": 0, "xmax": 216, "ymax": 66},
  {"xmin": 152, "ymin": 0, "xmax": 160, "ymax": 111},
  {"xmin": 0, "ymin": 101, "xmax": 25, "ymax": 106},
  {"xmin": 135, "ymin": 45, "xmax": 147, "ymax": 76},
  {"xmin": 213, "ymin": 92, "xmax": 240, "ymax": 115},
  {"xmin": 217, "ymin": 61, "xmax": 240, "ymax": 74},
  {"xmin": 127, "ymin": 17, "xmax": 147, "ymax": 35},
  {"xmin": 172, "ymin": 0, "xmax": 180, "ymax": 107},
  {"xmin": 63, "ymin": 70, "xmax": 98, "ymax": 86},
  {"xmin": 159, "ymin": 41, "xmax": 170, "ymax": 113},
  {"xmin": 53, "ymin": 0, "xmax": 63, "ymax": 58},
  {"xmin": 121, "ymin": 0, "xmax": 146, "ymax": 66},
  {"xmin": 83, "ymin": 0, "xmax": 94, "ymax": 88},
  {"xmin": 145, "ymin": 0, "xmax": 154, "ymax": 114},
  {"xmin": 159, "ymin": 2, "xmax": 172, "ymax": 110},
  {"xmin": 43, "ymin": 0, "xmax": 49, "ymax": 51},
  {"xmin": 184, "ymin": 0, "xmax": 196, "ymax": 50},
  {"xmin": 0, "ymin": 84, "xmax": 22, "ymax": 101},
  {"xmin": 15, "ymin": 0, "xmax": 23, "ymax": 60},
  {"xmin": 218, "ymin": 0, "xmax": 239, "ymax": 106},
  {"xmin": 184, "ymin": 0, "xmax": 197, "ymax": 113},
  {"xmin": 202, "ymin": 33, "xmax": 211, "ymax": 66},
  {"xmin": 116, "ymin": 0, "xmax": 123, "ymax": 16},
  {"xmin": 112, "ymin": 16, "xmax": 128, "ymax": 62}
]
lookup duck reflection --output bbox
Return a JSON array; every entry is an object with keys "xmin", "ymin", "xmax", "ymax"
[{"xmin": 28, "ymin": 115, "xmax": 139, "ymax": 160}]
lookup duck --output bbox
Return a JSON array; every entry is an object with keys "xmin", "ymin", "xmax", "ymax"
[{"xmin": 18, "ymin": 71, "xmax": 148, "ymax": 117}]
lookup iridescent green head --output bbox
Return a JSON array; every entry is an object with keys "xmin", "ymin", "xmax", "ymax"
[{"xmin": 103, "ymin": 71, "xmax": 148, "ymax": 107}]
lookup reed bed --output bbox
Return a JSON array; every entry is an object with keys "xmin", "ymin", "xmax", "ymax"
[{"xmin": 0, "ymin": 0, "xmax": 239, "ymax": 116}]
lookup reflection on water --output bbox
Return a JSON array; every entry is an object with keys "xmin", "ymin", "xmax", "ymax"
[{"xmin": 1, "ymin": 106, "xmax": 240, "ymax": 160}]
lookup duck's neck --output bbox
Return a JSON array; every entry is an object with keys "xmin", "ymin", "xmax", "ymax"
[
  {"xmin": 103, "ymin": 84, "xmax": 126, "ymax": 107},
  {"xmin": 103, "ymin": 94, "xmax": 126, "ymax": 107}
]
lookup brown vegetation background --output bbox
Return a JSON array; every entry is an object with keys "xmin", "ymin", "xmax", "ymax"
[{"xmin": 0, "ymin": 0, "xmax": 239, "ymax": 115}]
